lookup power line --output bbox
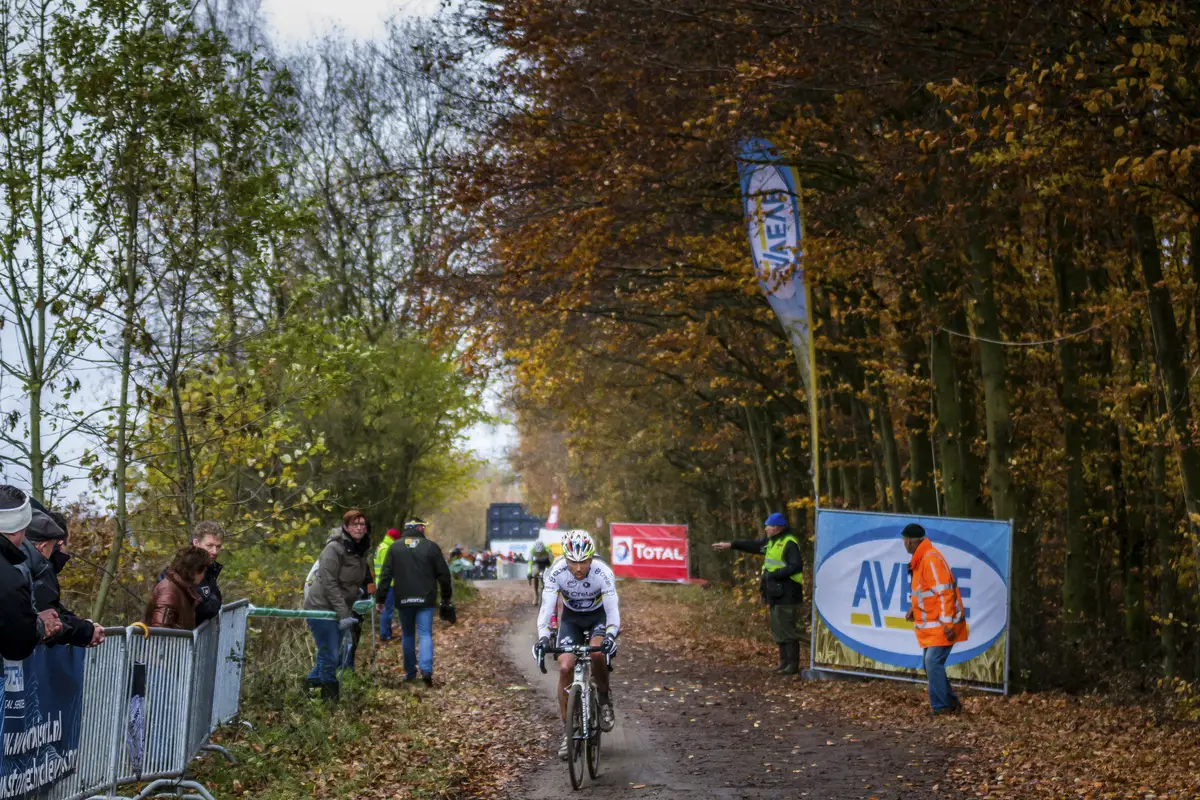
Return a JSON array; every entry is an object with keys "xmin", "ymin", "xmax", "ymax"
[{"xmin": 939, "ymin": 307, "xmax": 1132, "ymax": 348}]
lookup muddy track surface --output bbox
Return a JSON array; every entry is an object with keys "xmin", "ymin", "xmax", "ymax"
[{"xmin": 479, "ymin": 580, "xmax": 944, "ymax": 800}]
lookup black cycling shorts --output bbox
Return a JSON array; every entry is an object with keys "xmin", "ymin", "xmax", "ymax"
[{"xmin": 557, "ymin": 607, "xmax": 607, "ymax": 647}]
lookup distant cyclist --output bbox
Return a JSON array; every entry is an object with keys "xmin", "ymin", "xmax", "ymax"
[
  {"xmin": 532, "ymin": 530, "xmax": 620, "ymax": 759},
  {"xmin": 527, "ymin": 540, "xmax": 553, "ymax": 584}
]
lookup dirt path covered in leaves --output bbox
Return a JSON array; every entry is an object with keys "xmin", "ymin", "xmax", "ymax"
[{"xmin": 487, "ymin": 580, "xmax": 940, "ymax": 800}]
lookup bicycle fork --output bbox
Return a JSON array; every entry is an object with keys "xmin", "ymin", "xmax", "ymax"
[{"xmin": 575, "ymin": 663, "xmax": 592, "ymax": 741}]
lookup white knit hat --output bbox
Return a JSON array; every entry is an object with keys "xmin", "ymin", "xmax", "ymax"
[{"xmin": 0, "ymin": 494, "xmax": 31, "ymax": 534}]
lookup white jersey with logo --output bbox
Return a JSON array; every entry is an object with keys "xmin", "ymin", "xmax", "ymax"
[{"xmin": 537, "ymin": 557, "xmax": 620, "ymax": 639}]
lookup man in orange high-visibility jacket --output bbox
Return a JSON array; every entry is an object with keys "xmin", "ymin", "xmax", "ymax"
[{"xmin": 902, "ymin": 523, "xmax": 967, "ymax": 714}]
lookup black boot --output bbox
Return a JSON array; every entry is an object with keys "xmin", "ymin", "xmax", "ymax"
[
  {"xmin": 773, "ymin": 643, "xmax": 788, "ymax": 672},
  {"xmin": 422, "ymin": 674, "xmax": 434, "ymax": 688},
  {"xmin": 320, "ymin": 681, "xmax": 341, "ymax": 701},
  {"xmin": 780, "ymin": 642, "xmax": 800, "ymax": 676}
]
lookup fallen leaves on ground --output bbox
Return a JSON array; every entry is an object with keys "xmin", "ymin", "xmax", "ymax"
[
  {"xmin": 203, "ymin": 587, "xmax": 545, "ymax": 799},
  {"xmin": 623, "ymin": 582, "xmax": 1200, "ymax": 799}
]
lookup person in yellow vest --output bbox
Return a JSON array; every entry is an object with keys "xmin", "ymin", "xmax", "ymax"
[
  {"xmin": 373, "ymin": 527, "xmax": 402, "ymax": 641},
  {"xmin": 902, "ymin": 523, "xmax": 968, "ymax": 715},
  {"xmin": 712, "ymin": 512, "xmax": 805, "ymax": 675}
]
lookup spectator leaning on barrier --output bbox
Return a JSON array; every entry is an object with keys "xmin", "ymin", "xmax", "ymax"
[
  {"xmin": 902, "ymin": 523, "xmax": 968, "ymax": 715},
  {"xmin": 144, "ymin": 546, "xmax": 210, "ymax": 630},
  {"xmin": 712, "ymin": 511, "xmax": 806, "ymax": 676},
  {"xmin": 376, "ymin": 517, "xmax": 452, "ymax": 687},
  {"xmin": 373, "ymin": 527, "xmax": 402, "ymax": 642},
  {"xmin": 0, "ymin": 486, "xmax": 59, "ymax": 659},
  {"xmin": 25, "ymin": 510, "xmax": 103, "ymax": 647},
  {"xmin": 157, "ymin": 520, "xmax": 225, "ymax": 627},
  {"xmin": 304, "ymin": 509, "xmax": 372, "ymax": 699},
  {"xmin": 191, "ymin": 521, "xmax": 225, "ymax": 625}
]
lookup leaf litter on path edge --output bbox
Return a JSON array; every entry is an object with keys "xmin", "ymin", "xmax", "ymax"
[{"xmin": 620, "ymin": 582, "xmax": 1200, "ymax": 800}]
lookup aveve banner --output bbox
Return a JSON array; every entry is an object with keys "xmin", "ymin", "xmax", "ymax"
[
  {"xmin": 812, "ymin": 509, "xmax": 1012, "ymax": 692},
  {"xmin": 608, "ymin": 523, "xmax": 689, "ymax": 583}
]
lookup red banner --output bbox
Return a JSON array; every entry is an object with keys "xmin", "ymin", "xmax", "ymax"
[{"xmin": 608, "ymin": 523, "xmax": 690, "ymax": 582}]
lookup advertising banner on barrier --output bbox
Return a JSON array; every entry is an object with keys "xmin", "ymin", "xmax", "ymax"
[
  {"xmin": 609, "ymin": 523, "xmax": 689, "ymax": 582},
  {"xmin": 1, "ymin": 646, "xmax": 85, "ymax": 799},
  {"xmin": 812, "ymin": 509, "xmax": 1012, "ymax": 692}
]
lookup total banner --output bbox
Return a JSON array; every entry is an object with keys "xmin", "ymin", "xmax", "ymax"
[
  {"xmin": 1, "ymin": 646, "xmax": 86, "ymax": 799},
  {"xmin": 812, "ymin": 509, "xmax": 1012, "ymax": 692},
  {"xmin": 609, "ymin": 523, "xmax": 689, "ymax": 583}
]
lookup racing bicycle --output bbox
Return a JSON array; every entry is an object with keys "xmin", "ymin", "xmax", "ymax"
[
  {"xmin": 539, "ymin": 643, "xmax": 608, "ymax": 789},
  {"xmin": 532, "ymin": 566, "xmax": 545, "ymax": 605}
]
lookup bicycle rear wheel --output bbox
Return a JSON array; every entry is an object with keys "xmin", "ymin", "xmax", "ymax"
[
  {"xmin": 565, "ymin": 685, "xmax": 585, "ymax": 789},
  {"xmin": 586, "ymin": 683, "xmax": 602, "ymax": 778}
]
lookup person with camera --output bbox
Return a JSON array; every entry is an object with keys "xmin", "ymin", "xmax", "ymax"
[{"xmin": 376, "ymin": 518, "xmax": 453, "ymax": 687}]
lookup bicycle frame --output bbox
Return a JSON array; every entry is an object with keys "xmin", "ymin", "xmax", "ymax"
[{"xmin": 542, "ymin": 645, "xmax": 605, "ymax": 735}]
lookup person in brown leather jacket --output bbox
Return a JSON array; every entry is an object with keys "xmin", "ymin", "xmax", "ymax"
[{"xmin": 144, "ymin": 546, "xmax": 211, "ymax": 629}]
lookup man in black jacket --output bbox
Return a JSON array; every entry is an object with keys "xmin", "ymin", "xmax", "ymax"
[
  {"xmin": 0, "ymin": 485, "xmax": 60, "ymax": 660},
  {"xmin": 159, "ymin": 520, "xmax": 224, "ymax": 626},
  {"xmin": 713, "ymin": 512, "xmax": 806, "ymax": 675},
  {"xmin": 376, "ymin": 518, "xmax": 452, "ymax": 686},
  {"xmin": 25, "ymin": 510, "xmax": 104, "ymax": 648}
]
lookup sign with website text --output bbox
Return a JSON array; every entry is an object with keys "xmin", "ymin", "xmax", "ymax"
[
  {"xmin": 812, "ymin": 509, "xmax": 1012, "ymax": 693},
  {"xmin": 2, "ymin": 646, "xmax": 85, "ymax": 799},
  {"xmin": 608, "ymin": 523, "xmax": 689, "ymax": 583}
]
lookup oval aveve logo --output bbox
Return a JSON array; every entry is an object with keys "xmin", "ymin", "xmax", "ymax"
[{"xmin": 813, "ymin": 532, "xmax": 1007, "ymax": 670}]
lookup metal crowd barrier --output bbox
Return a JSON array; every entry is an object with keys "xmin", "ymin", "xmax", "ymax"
[
  {"xmin": 32, "ymin": 598, "xmax": 387, "ymax": 799},
  {"xmin": 45, "ymin": 628, "xmax": 130, "ymax": 800},
  {"xmin": 38, "ymin": 601, "xmax": 251, "ymax": 800},
  {"xmin": 496, "ymin": 561, "xmax": 524, "ymax": 580},
  {"xmin": 211, "ymin": 601, "xmax": 250, "ymax": 729}
]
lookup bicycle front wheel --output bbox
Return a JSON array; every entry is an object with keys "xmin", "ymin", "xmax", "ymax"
[
  {"xmin": 586, "ymin": 684, "xmax": 602, "ymax": 779},
  {"xmin": 565, "ymin": 684, "xmax": 585, "ymax": 790}
]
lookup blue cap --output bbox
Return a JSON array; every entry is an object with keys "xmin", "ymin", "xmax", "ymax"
[{"xmin": 764, "ymin": 512, "xmax": 788, "ymax": 527}]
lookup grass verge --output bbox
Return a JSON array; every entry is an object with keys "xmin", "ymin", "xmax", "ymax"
[{"xmin": 194, "ymin": 583, "xmax": 539, "ymax": 799}]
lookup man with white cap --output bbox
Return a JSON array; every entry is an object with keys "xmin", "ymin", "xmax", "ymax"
[{"xmin": 0, "ymin": 485, "xmax": 61, "ymax": 660}]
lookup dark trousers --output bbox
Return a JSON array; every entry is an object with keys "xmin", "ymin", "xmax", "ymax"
[{"xmin": 769, "ymin": 603, "xmax": 802, "ymax": 643}]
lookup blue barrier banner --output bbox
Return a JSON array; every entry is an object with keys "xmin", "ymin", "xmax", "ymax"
[
  {"xmin": 812, "ymin": 509, "xmax": 1012, "ymax": 691},
  {"xmin": 1, "ymin": 646, "xmax": 85, "ymax": 799}
]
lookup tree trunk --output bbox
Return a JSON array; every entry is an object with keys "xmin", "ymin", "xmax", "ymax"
[
  {"xmin": 964, "ymin": 222, "xmax": 1027, "ymax": 672},
  {"xmin": 743, "ymin": 406, "xmax": 773, "ymax": 522},
  {"xmin": 872, "ymin": 382, "xmax": 904, "ymax": 512},
  {"xmin": 1054, "ymin": 215, "xmax": 1089, "ymax": 636},
  {"xmin": 965, "ymin": 231, "xmax": 1020, "ymax": 522},
  {"xmin": 952, "ymin": 313, "xmax": 987, "ymax": 518},
  {"xmin": 92, "ymin": 204, "xmax": 138, "ymax": 621},
  {"xmin": 1134, "ymin": 213, "xmax": 1200, "ymax": 596},
  {"xmin": 851, "ymin": 398, "xmax": 879, "ymax": 509},
  {"xmin": 1115, "ymin": 424, "xmax": 1147, "ymax": 653},
  {"xmin": 900, "ymin": 295, "xmax": 938, "ymax": 515},
  {"xmin": 1152, "ymin": 436, "xmax": 1178, "ymax": 677},
  {"xmin": 930, "ymin": 328, "xmax": 967, "ymax": 516}
]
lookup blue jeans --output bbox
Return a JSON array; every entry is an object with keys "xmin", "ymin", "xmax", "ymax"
[
  {"xmin": 307, "ymin": 618, "xmax": 341, "ymax": 684},
  {"xmin": 923, "ymin": 645, "xmax": 959, "ymax": 711},
  {"xmin": 380, "ymin": 590, "xmax": 396, "ymax": 640},
  {"xmin": 398, "ymin": 606, "xmax": 435, "ymax": 678}
]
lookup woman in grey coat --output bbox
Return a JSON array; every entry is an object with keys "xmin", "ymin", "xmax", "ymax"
[{"xmin": 304, "ymin": 508, "xmax": 372, "ymax": 698}]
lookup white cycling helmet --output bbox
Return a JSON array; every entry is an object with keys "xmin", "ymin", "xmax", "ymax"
[{"xmin": 561, "ymin": 530, "xmax": 596, "ymax": 562}]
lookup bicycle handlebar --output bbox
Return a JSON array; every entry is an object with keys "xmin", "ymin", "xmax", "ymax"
[{"xmin": 536, "ymin": 644, "xmax": 608, "ymax": 674}]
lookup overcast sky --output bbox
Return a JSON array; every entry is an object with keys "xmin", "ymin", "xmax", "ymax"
[{"xmin": 258, "ymin": 0, "xmax": 443, "ymax": 45}]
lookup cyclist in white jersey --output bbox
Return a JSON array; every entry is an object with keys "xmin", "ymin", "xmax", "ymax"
[{"xmin": 533, "ymin": 530, "xmax": 620, "ymax": 759}]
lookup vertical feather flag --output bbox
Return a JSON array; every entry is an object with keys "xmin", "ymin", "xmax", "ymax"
[{"xmin": 737, "ymin": 138, "xmax": 820, "ymax": 501}]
